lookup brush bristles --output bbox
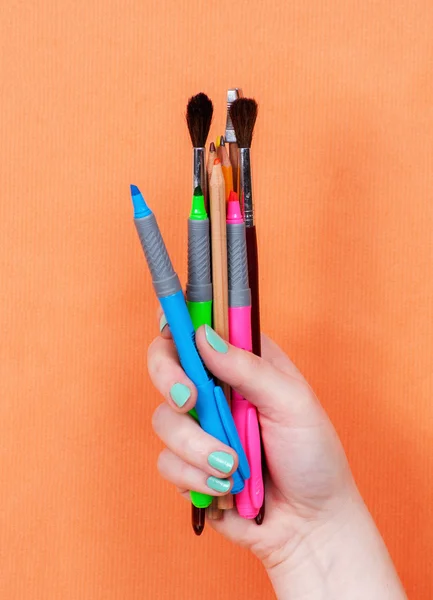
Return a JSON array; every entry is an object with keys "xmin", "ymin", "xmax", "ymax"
[
  {"xmin": 229, "ymin": 98, "xmax": 258, "ymax": 148},
  {"xmin": 186, "ymin": 93, "xmax": 214, "ymax": 148}
]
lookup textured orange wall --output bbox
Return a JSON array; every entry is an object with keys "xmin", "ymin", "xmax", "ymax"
[{"xmin": 1, "ymin": 0, "xmax": 432, "ymax": 598}]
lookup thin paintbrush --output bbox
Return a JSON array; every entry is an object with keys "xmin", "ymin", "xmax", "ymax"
[
  {"xmin": 186, "ymin": 95, "xmax": 215, "ymax": 524},
  {"xmin": 186, "ymin": 93, "xmax": 214, "ymax": 208},
  {"xmin": 225, "ymin": 88, "xmax": 243, "ymax": 193},
  {"xmin": 230, "ymin": 97, "xmax": 266, "ymax": 525}
]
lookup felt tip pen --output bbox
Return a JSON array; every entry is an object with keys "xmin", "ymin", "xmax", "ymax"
[
  {"xmin": 130, "ymin": 185, "xmax": 250, "ymax": 496},
  {"xmin": 226, "ymin": 191, "xmax": 264, "ymax": 519},
  {"xmin": 186, "ymin": 186, "xmax": 213, "ymax": 521}
]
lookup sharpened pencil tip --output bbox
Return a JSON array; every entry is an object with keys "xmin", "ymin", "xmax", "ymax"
[
  {"xmin": 220, "ymin": 136, "xmax": 225, "ymax": 146},
  {"xmin": 209, "ymin": 142, "xmax": 216, "ymax": 152}
]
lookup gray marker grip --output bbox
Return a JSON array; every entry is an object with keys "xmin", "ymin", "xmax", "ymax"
[
  {"xmin": 186, "ymin": 219, "xmax": 212, "ymax": 303},
  {"xmin": 134, "ymin": 214, "xmax": 181, "ymax": 298},
  {"xmin": 227, "ymin": 222, "xmax": 251, "ymax": 308}
]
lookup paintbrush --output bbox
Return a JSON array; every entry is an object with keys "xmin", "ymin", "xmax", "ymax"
[
  {"xmin": 225, "ymin": 88, "xmax": 243, "ymax": 192},
  {"xmin": 186, "ymin": 93, "xmax": 214, "ymax": 206},
  {"xmin": 230, "ymin": 97, "xmax": 266, "ymax": 525}
]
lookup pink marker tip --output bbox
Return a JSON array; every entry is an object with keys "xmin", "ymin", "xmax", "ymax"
[{"xmin": 227, "ymin": 191, "xmax": 243, "ymax": 223}]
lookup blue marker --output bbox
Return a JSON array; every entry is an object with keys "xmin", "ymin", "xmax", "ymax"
[{"xmin": 130, "ymin": 185, "xmax": 250, "ymax": 493}]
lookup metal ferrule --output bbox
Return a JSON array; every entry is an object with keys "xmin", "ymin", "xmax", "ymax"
[
  {"xmin": 239, "ymin": 148, "xmax": 254, "ymax": 227},
  {"xmin": 225, "ymin": 88, "xmax": 243, "ymax": 142},
  {"xmin": 193, "ymin": 147, "xmax": 207, "ymax": 200},
  {"xmin": 225, "ymin": 109, "xmax": 236, "ymax": 143}
]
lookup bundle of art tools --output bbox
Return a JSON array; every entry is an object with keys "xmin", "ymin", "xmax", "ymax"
[{"xmin": 131, "ymin": 89, "xmax": 265, "ymax": 535}]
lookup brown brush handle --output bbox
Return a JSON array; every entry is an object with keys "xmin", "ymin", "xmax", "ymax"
[
  {"xmin": 245, "ymin": 225, "xmax": 266, "ymax": 524},
  {"xmin": 192, "ymin": 506, "xmax": 205, "ymax": 536},
  {"xmin": 246, "ymin": 226, "xmax": 261, "ymax": 356}
]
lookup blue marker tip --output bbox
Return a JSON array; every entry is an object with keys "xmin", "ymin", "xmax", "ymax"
[{"xmin": 130, "ymin": 185, "xmax": 151, "ymax": 218}]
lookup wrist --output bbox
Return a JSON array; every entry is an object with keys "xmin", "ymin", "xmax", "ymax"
[{"xmin": 264, "ymin": 492, "xmax": 407, "ymax": 600}]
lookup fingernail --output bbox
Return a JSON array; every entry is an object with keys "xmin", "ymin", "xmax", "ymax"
[
  {"xmin": 159, "ymin": 314, "xmax": 168, "ymax": 332},
  {"xmin": 208, "ymin": 451, "xmax": 234, "ymax": 474},
  {"xmin": 204, "ymin": 325, "xmax": 228, "ymax": 353},
  {"xmin": 169, "ymin": 383, "xmax": 191, "ymax": 407},
  {"xmin": 206, "ymin": 476, "xmax": 231, "ymax": 493}
]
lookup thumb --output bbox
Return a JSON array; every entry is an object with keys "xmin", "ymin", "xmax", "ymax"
[{"xmin": 195, "ymin": 325, "xmax": 320, "ymax": 426}]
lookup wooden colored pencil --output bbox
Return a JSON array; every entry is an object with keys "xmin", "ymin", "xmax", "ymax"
[
  {"xmin": 206, "ymin": 499, "xmax": 223, "ymax": 520},
  {"xmin": 209, "ymin": 159, "xmax": 230, "ymax": 386},
  {"xmin": 209, "ymin": 158, "xmax": 233, "ymax": 511},
  {"xmin": 205, "ymin": 150, "xmax": 224, "ymax": 521}
]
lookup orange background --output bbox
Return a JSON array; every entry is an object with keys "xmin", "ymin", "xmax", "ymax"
[{"xmin": 1, "ymin": 0, "xmax": 432, "ymax": 598}]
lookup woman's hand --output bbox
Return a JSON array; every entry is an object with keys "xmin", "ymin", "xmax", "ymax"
[{"xmin": 148, "ymin": 315, "xmax": 407, "ymax": 599}]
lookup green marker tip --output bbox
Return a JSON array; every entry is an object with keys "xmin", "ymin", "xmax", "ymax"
[{"xmin": 189, "ymin": 188, "xmax": 207, "ymax": 220}]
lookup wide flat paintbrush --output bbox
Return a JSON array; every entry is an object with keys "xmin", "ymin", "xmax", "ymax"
[
  {"xmin": 225, "ymin": 88, "xmax": 243, "ymax": 193},
  {"xmin": 186, "ymin": 93, "xmax": 213, "ymax": 208},
  {"xmin": 230, "ymin": 97, "xmax": 266, "ymax": 525}
]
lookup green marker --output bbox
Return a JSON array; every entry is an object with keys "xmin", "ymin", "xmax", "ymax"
[{"xmin": 186, "ymin": 186, "xmax": 213, "ymax": 517}]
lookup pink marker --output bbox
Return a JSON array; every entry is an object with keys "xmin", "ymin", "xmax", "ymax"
[{"xmin": 227, "ymin": 191, "xmax": 264, "ymax": 519}]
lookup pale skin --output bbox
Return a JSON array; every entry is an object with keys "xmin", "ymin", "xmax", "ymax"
[{"xmin": 148, "ymin": 313, "xmax": 408, "ymax": 599}]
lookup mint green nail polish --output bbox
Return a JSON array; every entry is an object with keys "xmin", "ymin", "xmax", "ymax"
[
  {"xmin": 207, "ymin": 476, "xmax": 231, "ymax": 493},
  {"xmin": 208, "ymin": 451, "xmax": 234, "ymax": 474},
  {"xmin": 159, "ymin": 314, "xmax": 168, "ymax": 332},
  {"xmin": 169, "ymin": 383, "xmax": 190, "ymax": 407},
  {"xmin": 204, "ymin": 324, "xmax": 228, "ymax": 353}
]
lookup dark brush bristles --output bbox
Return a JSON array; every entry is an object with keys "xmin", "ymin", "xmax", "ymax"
[
  {"xmin": 229, "ymin": 98, "xmax": 258, "ymax": 148},
  {"xmin": 186, "ymin": 93, "xmax": 214, "ymax": 148}
]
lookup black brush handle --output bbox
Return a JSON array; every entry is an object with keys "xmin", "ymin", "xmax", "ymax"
[
  {"xmin": 246, "ymin": 225, "xmax": 261, "ymax": 356},
  {"xmin": 245, "ymin": 225, "xmax": 266, "ymax": 524}
]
